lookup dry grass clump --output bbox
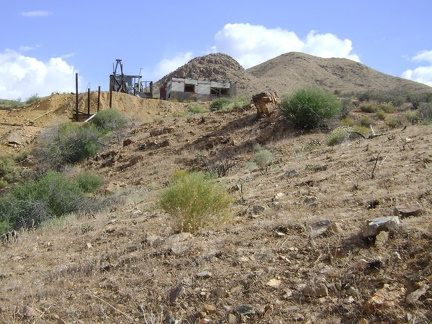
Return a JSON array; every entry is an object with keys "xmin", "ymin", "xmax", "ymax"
[{"xmin": 159, "ymin": 172, "xmax": 231, "ymax": 233}]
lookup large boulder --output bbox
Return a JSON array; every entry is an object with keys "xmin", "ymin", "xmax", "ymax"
[{"xmin": 251, "ymin": 92, "xmax": 279, "ymax": 117}]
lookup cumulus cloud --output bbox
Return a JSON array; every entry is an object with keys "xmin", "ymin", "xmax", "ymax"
[
  {"xmin": 402, "ymin": 50, "xmax": 432, "ymax": 86},
  {"xmin": 152, "ymin": 52, "xmax": 194, "ymax": 79},
  {"xmin": 212, "ymin": 23, "xmax": 359, "ymax": 68},
  {"xmin": 0, "ymin": 49, "xmax": 78, "ymax": 100},
  {"xmin": 21, "ymin": 11, "xmax": 52, "ymax": 17}
]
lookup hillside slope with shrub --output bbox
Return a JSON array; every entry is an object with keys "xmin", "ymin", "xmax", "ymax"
[{"xmin": 1, "ymin": 84, "xmax": 432, "ymax": 322}]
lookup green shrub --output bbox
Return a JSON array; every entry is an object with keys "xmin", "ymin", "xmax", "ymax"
[
  {"xmin": 159, "ymin": 172, "xmax": 231, "ymax": 233},
  {"xmin": 25, "ymin": 94, "xmax": 40, "ymax": 105},
  {"xmin": 232, "ymin": 97, "xmax": 249, "ymax": 110},
  {"xmin": 418, "ymin": 102, "xmax": 432, "ymax": 123},
  {"xmin": 74, "ymin": 172, "xmax": 104, "ymax": 193},
  {"xmin": 359, "ymin": 116, "xmax": 373, "ymax": 127},
  {"xmin": 325, "ymin": 126, "xmax": 368, "ymax": 146},
  {"xmin": 357, "ymin": 88, "xmax": 407, "ymax": 106},
  {"xmin": 280, "ymin": 87, "xmax": 342, "ymax": 129},
  {"xmin": 375, "ymin": 109, "xmax": 386, "ymax": 120},
  {"xmin": 209, "ymin": 98, "xmax": 232, "ymax": 111},
  {"xmin": 254, "ymin": 149, "xmax": 273, "ymax": 171},
  {"xmin": 359, "ymin": 103, "xmax": 377, "ymax": 113},
  {"xmin": 187, "ymin": 105, "xmax": 206, "ymax": 114},
  {"xmin": 36, "ymin": 122, "xmax": 101, "ymax": 170},
  {"xmin": 341, "ymin": 118, "xmax": 355, "ymax": 126},
  {"xmin": 385, "ymin": 118, "xmax": 400, "ymax": 128},
  {"xmin": 404, "ymin": 110, "xmax": 420, "ymax": 124},
  {"xmin": 89, "ymin": 108, "xmax": 127, "ymax": 133},
  {"xmin": 378, "ymin": 103, "xmax": 395, "ymax": 113},
  {"xmin": 0, "ymin": 170, "xmax": 103, "ymax": 233}
]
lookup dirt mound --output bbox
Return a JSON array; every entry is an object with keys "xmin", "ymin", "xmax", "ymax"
[
  {"xmin": 0, "ymin": 92, "xmax": 196, "ymax": 156},
  {"xmin": 156, "ymin": 53, "xmax": 264, "ymax": 98}
]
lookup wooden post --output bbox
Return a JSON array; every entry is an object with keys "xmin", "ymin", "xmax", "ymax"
[
  {"xmin": 97, "ymin": 86, "xmax": 101, "ymax": 112},
  {"xmin": 75, "ymin": 73, "xmax": 79, "ymax": 121},
  {"xmin": 109, "ymin": 76, "xmax": 113, "ymax": 108},
  {"xmin": 87, "ymin": 88, "xmax": 91, "ymax": 117}
]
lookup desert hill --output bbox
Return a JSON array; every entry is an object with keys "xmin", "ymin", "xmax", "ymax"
[
  {"xmin": 156, "ymin": 52, "xmax": 431, "ymax": 98},
  {"xmin": 0, "ymin": 52, "xmax": 432, "ymax": 323}
]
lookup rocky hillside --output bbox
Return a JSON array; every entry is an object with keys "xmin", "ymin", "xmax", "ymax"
[{"xmin": 156, "ymin": 52, "xmax": 431, "ymax": 99}]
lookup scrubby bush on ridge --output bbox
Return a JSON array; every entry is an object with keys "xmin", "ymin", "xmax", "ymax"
[
  {"xmin": 280, "ymin": 87, "xmax": 342, "ymax": 129},
  {"xmin": 89, "ymin": 108, "xmax": 127, "ymax": 133}
]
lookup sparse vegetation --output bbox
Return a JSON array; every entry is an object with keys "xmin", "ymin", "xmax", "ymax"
[
  {"xmin": 385, "ymin": 117, "xmax": 400, "ymax": 128},
  {"xmin": 325, "ymin": 126, "xmax": 369, "ymax": 146},
  {"xmin": 187, "ymin": 104, "xmax": 206, "ymax": 114},
  {"xmin": 25, "ymin": 93, "xmax": 40, "ymax": 105},
  {"xmin": 209, "ymin": 97, "xmax": 249, "ymax": 112},
  {"xmin": 209, "ymin": 98, "xmax": 232, "ymax": 111},
  {"xmin": 0, "ymin": 170, "xmax": 103, "ymax": 233},
  {"xmin": 254, "ymin": 148, "xmax": 273, "ymax": 172},
  {"xmin": 35, "ymin": 122, "xmax": 101, "ymax": 170},
  {"xmin": 159, "ymin": 172, "xmax": 231, "ymax": 233},
  {"xmin": 280, "ymin": 87, "xmax": 342, "ymax": 129},
  {"xmin": 89, "ymin": 108, "xmax": 127, "ymax": 133}
]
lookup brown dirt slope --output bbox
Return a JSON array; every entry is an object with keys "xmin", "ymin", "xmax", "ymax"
[{"xmin": 1, "ymin": 97, "xmax": 432, "ymax": 323}]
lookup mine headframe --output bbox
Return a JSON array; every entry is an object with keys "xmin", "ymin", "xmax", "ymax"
[{"xmin": 109, "ymin": 59, "xmax": 153, "ymax": 98}]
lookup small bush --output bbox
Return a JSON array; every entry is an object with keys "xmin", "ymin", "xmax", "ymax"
[
  {"xmin": 209, "ymin": 98, "xmax": 232, "ymax": 112},
  {"xmin": 280, "ymin": 87, "xmax": 342, "ymax": 129},
  {"xmin": 404, "ymin": 110, "xmax": 420, "ymax": 124},
  {"xmin": 341, "ymin": 118, "xmax": 355, "ymax": 126},
  {"xmin": 0, "ymin": 170, "xmax": 104, "ymax": 233},
  {"xmin": 36, "ymin": 122, "xmax": 101, "ymax": 170},
  {"xmin": 378, "ymin": 103, "xmax": 395, "ymax": 113},
  {"xmin": 385, "ymin": 118, "xmax": 400, "ymax": 128},
  {"xmin": 232, "ymin": 97, "xmax": 249, "ymax": 110},
  {"xmin": 159, "ymin": 172, "xmax": 231, "ymax": 233},
  {"xmin": 90, "ymin": 108, "xmax": 127, "ymax": 133},
  {"xmin": 25, "ymin": 94, "xmax": 40, "ymax": 105},
  {"xmin": 418, "ymin": 102, "xmax": 432, "ymax": 123},
  {"xmin": 75, "ymin": 172, "xmax": 104, "ymax": 193},
  {"xmin": 375, "ymin": 109, "xmax": 386, "ymax": 120},
  {"xmin": 359, "ymin": 116, "xmax": 373, "ymax": 127},
  {"xmin": 254, "ymin": 149, "xmax": 273, "ymax": 171},
  {"xmin": 325, "ymin": 126, "xmax": 368, "ymax": 146},
  {"xmin": 187, "ymin": 105, "xmax": 206, "ymax": 114},
  {"xmin": 359, "ymin": 103, "xmax": 377, "ymax": 113}
]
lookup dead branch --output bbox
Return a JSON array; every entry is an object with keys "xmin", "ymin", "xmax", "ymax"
[{"xmin": 371, "ymin": 149, "xmax": 383, "ymax": 179}]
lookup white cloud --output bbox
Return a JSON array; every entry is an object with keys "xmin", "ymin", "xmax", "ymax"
[
  {"xmin": 402, "ymin": 50, "xmax": 432, "ymax": 87},
  {"xmin": 0, "ymin": 49, "xmax": 78, "ymax": 100},
  {"xmin": 152, "ymin": 24, "xmax": 359, "ymax": 80},
  {"xmin": 152, "ymin": 52, "xmax": 194, "ymax": 79},
  {"xmin": 21, "ymin": 11, "xmax": 52, "ymax": 17},
  {"xmin": 211, "ymin": 23, "xmax": 359, "ymax": 68},
  {"xmin": 412, "ymin": 50, "xmax": 432, "ymax": 64}
]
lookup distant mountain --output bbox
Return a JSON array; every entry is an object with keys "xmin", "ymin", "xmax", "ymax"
[{"xmin": 156, "ymin": 52, "xmax": 431, "ymax": 99}]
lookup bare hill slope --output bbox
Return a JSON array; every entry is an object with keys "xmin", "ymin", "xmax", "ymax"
[{"xmin": 156, "ymin": 52, "xmax": 431, "ymax": 98}]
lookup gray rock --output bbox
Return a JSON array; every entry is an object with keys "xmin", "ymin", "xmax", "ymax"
[
  {"xmin": 302, "ymin": 283, "xmax": 329, "ymax": 298},
  {"xmin": 252, "ymin": 205, "xmax": 265, "ymax": 215},
  {"xmin": 394, "ymin": 203, "xmax": 423, "ymax": 218},
  {"xmin": 406, "ymin": 283, "xmax": 429, "ymax": 304},
  {"xmin": 362, "ymin": 216, "xmax": 401, "ymax": 238}
]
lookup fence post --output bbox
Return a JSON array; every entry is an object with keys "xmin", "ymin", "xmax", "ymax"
[{"xmin": 75, "ymin": 73, "xmax": 79, "ymax": 121}]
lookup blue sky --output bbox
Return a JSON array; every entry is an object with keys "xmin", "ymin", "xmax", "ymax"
[{"xmin": 1, "ymin": 0, "xmax": 431, "ymax": 100}]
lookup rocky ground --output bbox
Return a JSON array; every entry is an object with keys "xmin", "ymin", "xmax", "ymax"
[{"xmin": 0, "ymin": 93, "xmax": 432, "ymax": 323}]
